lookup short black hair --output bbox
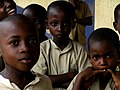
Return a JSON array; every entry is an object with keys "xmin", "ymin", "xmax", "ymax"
[
  {"xmin": 88, "ymin": 27, "xmax": 119, "ymax": 52},
  {"xmin": 114, "ymin": 4, "xmax": 120, "ymax": 22},
  {"xmin": 47, "ymin": 0, "xmax": 75, "ymax": 18},
  {"xmin": 0, "ymin": 14, "xmax": 37, "ymax": 39},
  {"xmin": 22, "ymin": 4, "xmax": 47, "ymax": 20}
]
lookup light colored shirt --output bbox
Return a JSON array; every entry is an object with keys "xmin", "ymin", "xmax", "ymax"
[
  {"xmin": 0, "ymin": 73, "xmax": 53, "ymax": 90},
  {"xmin": 69, "ymin": 1, "xmax": 92, "ymax": 48},
  {"xmin": 32, "ymin": 39, "xmax": 90, "ymax": 90},
  {"xmin": 67, "ymin": 74, "xmax": 116, "ymax": 90}
]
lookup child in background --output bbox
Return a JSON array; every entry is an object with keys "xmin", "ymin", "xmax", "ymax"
[
  {"xmin": 32, "ymin": 1, "xmax": 90, "ymax": 90},
  {"xmin": 4, "ymin": 0, "xmax": 16, "ymax": 16},
  {"xmin": 68, "ymin": 0, "xmax": 92, "ymax": 49},
  {"xmin": 113, "ymin": 3, "xmax": 120, "ymax": 34},
  {"xmin": 67, "ymin": 28, "xmax": 120, "ymax": 90},
  {"xmin": 113, "ymin": 3, "xmax": 120, "ymax": 54},
  {"xmin": 0, "ymin": 0, "xmax": 16, "ymax": 21},
  {"xmin": 22, "ymin": 4, "xmax": 48, "ymax": 43},
  {"xmin": 0, "ymin": 14, "xmax": 53, "ymax": 90}
]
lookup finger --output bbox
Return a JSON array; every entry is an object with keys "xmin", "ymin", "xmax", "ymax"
[
  {"xmin": 107, "ymin": 69, "xmax": 120, "ymax": 90},
  {"xmin": 107, "ymin": 69, "xmax": 115, "ymax": 77},
  {"xmin": 94, "ymin": 69, "xmax": 105, "ymax": 75}
]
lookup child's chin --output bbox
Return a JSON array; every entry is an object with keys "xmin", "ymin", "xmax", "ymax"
[{"xmin": 98, "ymin": 71, "xmax": 110, "ymax": 77}]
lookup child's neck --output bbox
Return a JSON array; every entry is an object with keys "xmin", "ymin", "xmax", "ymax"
[
  {"xmin": 1, "ymin": 67, "xmax": 35, "ymax": 89},
  {"xmin": 53, "ymin": 38, "xmax": 70, "ymax": 50},
  {"xmin": 99, "ymin": 74, "xmax": 111, "ymax": 90}
]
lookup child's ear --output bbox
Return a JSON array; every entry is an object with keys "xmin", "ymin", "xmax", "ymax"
[
  {"xmin": 113, "ymin": 22, "xmax": 118, "ymax": 30},
  {"xmin": 45, "ymin": 20, "xmax": 49, "ymax": 29}
]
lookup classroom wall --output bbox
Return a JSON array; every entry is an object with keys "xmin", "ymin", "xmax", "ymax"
[
  {"xmin": 95, "ymin": 0, "xmax": 120, "ymax": 37},
  {"xmin": 15, "ymin": 0, "xmax": 54, "ymax": 9}
]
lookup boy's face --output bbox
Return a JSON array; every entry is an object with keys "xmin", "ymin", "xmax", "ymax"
[
  {"xmin": 0, "ymin": 0, "xmax": 16, "ymax": 21},
  {"xmin": 89, "ymin": 40, "xmax": 118, "ymax": 72},
  {"xmin": 23, "ymin": 9, "xmax": 46, "ymax": 42},
  {"xmin": 113, "ymin": 18, "xmax": 120, "ymax": 34},
  {"xmin": 4, "ymin": 0, "xmax": 16, "ymax": 16},
  {"xmin": 0, "ymin": 0, "xmax": 7, "ymax": 21},
  {"xmin": 47, "ymin": 8, "xmax": 73, "ymax": 40},
  {"xmin": 0, "ymin": 20, "xmax": 40, "ymax": 71}
]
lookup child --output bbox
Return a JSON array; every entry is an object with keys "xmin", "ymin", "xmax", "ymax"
[
  {"xmin": 67, "ymin": 28, "xmax": 120, "ymax": 90},
  {"xmin": 32, "ymin": 1, "xmax": 90, "ymax": 90},
  {"xmin": 0, "ymin": 14, "xmax": 53, "ymax": 90},
  {"xmin": 22, "ymin": 4, "xmax": 48, "ymax": 43},
  {"xmin": 113, "ymin": 3, "xmax": 120, "ymax": 55},
  {"xmin": 113, "ymin": 3, "xmax": 120, "ymax": 34},
  {"xmin": 4, "ymin": 0, "xmax": 16, "ymax": 16},
  {"xmin": 68, "ymin": 0, "xmax": 92, "ymax": 49},
  {"xmin": 0, "ymin": 0, "xmax": 16, "ymax": 21},
  {"xmin": 0, "ymin": 0, "xmax": 16, "ymax": 71}
]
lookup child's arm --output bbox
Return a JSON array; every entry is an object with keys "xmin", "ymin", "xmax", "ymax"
[
  {"xmin": 108, "ymin": 69, "xmax": 120, "ymax": 90},
  {"xmin": 48, "ymin": 70, "xmax": 77, "ymax": 89},
  {"xmin": 72, "ymin": 67, "xmax": 105, "ymax": 90}
]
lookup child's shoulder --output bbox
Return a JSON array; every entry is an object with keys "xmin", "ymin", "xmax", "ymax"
[
  {"xmin": 35, "ymin": 72, "xmax": 50, "ymax": 81},
  {"xmin": 40, "ymin": 39, "xmax": 51, "ymax": 46},
  {"xmin": 71, "ymin": 39, "xmax": 85, "ymax": 49},
  {"xmin": 33, "ymin": 72, "xmax": 52, "ymax": 87}
]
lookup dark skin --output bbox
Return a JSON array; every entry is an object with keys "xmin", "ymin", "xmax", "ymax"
[
  {"xmin": 0, "ymin": 0, "xmax": 16, "ymax": 71},
  {"xmin": 1, "ymin": 66, "xmax": 35, "ymax": 89},
  {"xmin": 0, "ymin": 16, "xmax": 40, "ymax": 89},
  {"xmin": 72, "ymin": 41, "xmax": 119, "ymax": 90},
  {"xmin": 0, "ymin": 0, "xmax": 16, "ymax": 21},
  {"xmin": 47, "ymin": 7, "xmax": 77, "ymax": 88},
  {"xmin": 0, "ymin": 0, "xmax": 7, "ymax": 21},
  {"xmin": 4, "ymin": 0, "xmax": 16, "ymax": 16},
  {"xmin": 22, "ymin": 6, "xmax": 48, "ymax": 43}
]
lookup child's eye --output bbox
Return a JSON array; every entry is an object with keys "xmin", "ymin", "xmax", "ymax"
[
  {"xmin": 92, "ymin": 55, "xmax": 100, "ymax": 61},
  {"xmin": 50, "ymin": 22, "xmax": 58, "ymax": 26},
  {"xmin": 105, "ymin": 54, "xmax": 113, "ymax": 59},
  {"xmin": 29, "ymin": 39, "xmax": 38, "ymax": 44},
  {"xmin": 34, "ymin": 19, "xmax": 42, "ymax": 25},
  {"xmin": 63, "ymin": 22, "xmax": 69, "ymax": 26},
  {"xmin": 10, "ymin": 40, "xmax": 19, "ymax": 46}
]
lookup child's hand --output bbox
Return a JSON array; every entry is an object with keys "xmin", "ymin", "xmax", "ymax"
[
  {"xmin": 107, "ymin": 69, "xmax": 120, "ymax": 90},
  {"xmin": 78, "ymin": 67, "xmax": 105, "ymax": 89},
  {"xmin": 69, "ymin": 70, "xmax": 77, "ymax": 79}
]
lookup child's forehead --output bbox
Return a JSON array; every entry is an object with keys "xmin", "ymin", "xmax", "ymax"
[
  {"xmin": 0, "ymin": 20, "xmax": 33, "ymax": 33},
  {"xmin": 89, "ymin": 40, "xmax": 116, "ymax": 51},
  {"xmin": 48, "ymin": 7, "xmax": 70, "ymax": 17}
]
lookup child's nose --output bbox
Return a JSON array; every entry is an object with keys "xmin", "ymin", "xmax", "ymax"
[
  {"xmin": 100, "ymin": 58, "xmax": 107, "ymax": 66},
  {"xmin": 19, "ymin": 42, "xmax": 29, "ymax": 53},
  {"xmin": 57, "ymin": 24, "xmax": 62, "ymax": 31}
]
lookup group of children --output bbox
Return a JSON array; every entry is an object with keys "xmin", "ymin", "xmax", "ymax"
[{"xmin": 0, "ymin": 0, "xmax": 119, "ymax": 90}]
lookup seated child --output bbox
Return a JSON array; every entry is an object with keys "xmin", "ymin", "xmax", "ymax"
[
  {"xmin": 0, "ymin": 14, "xmax": 53, "ymax": 90},
  {"xmin": 22, "ymin": 4, "xmax": 48, "ymax": 43},
  {"xmin": 32, "ymin": 1, "xmax": 90, "ymax": 90},
  {"xmin": 67, "ymin": 28, "xmax": 120, "ymax": 90}
]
